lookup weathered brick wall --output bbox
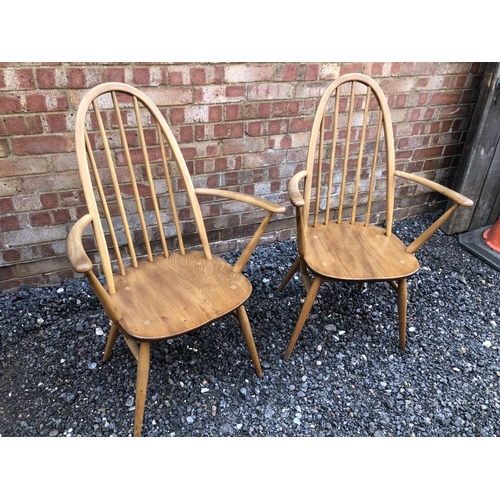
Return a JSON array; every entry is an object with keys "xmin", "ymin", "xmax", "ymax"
[{"xmin": 0, "ymin": 62, "xmax": 485, "ymax": 291}]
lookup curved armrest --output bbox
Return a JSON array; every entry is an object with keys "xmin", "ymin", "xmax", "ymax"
[
  {"xmin": 67, "ymin": 213, "xmax": 94, "ymax": 273},
  {"xmin": 394, "ymin": 171, "xmax": 474, "ymax": 254},
  {"xmin": 67, "ymin": 213, "xmax": 122, "ymax": 322},
  {"xmin": 195, "ymin": 188, "xmax": 286, "ymax": 214},
  {"xmin": 394, "ymin": 170, "xmax": 474, "ymax": 206},
  {"xmin": 194, "ymin": 188, "xmax": 285, "ymax": 274},
  {"xmin": 288, "ymin": 170, "xmax": 308, "ymax": 207}
]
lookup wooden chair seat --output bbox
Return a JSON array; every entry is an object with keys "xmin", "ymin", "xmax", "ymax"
[
  {"xmin": 112, "ymin": 252, "xmax": 252, "ymax": 341},
  {"xmin": 305, "ymin": 223, "xmax": 419, "ymax": 282}
]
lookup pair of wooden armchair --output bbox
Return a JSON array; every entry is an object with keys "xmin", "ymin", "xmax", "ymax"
[{"xmin": 67, "ymin": 76, "xmax": 473, "ymax": 436}]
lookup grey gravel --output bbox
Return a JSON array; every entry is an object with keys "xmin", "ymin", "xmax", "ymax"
[{"xmin": 1, "ymin": 211, "xmax": 499, "ymax": 437}]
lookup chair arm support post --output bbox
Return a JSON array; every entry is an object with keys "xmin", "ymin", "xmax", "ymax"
[
  {"xmin": 406, "ymin": 203, "xmax": 460, "ymax": 254},
  {"xmin": 233, "ymin": 211, "xmax": 273, "ymax": 274},
  {"xmin": 295, "ymin": 206, "xmax": 307, "ymax": 258},
  {"xmin": 85, "ymin": 270, "xmax": 123, "ymax": 324}
]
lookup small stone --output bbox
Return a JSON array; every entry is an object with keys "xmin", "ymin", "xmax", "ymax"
[
  {"xmin": 49, "ymin": 429, "xmax": 59, "ymax": 437},
  {"xmin": 186, "ymin": 416, "xmax": 194, "ymax": 424},
  {"xmin": 483, "ymin": 340, "xmax": 492, "ymax": 348},
  {"xmin": 95, "ymin": 327, "xmax": 104, "ymax": 336}
]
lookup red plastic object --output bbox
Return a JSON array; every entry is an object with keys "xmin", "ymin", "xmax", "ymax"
[{"xmin": 483, "ymin": 217, "xmax": 500, "ymax": 252}]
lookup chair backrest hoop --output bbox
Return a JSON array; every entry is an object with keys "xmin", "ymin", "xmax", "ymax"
[{"xmin": 302, "ymin": 73, "xmax": 396, "ymax": 236}]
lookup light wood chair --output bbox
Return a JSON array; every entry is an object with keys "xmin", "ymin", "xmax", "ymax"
[
  {"xmin": 67, "ymin": 82, "xmax": 285, "ymax": 436},
  {"xmin": 278, "ymin": 73, "xmax": 473, "ymax": 358}
]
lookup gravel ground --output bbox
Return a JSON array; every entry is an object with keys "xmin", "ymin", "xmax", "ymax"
[{"xmin": 1, "ymin": 210, "xmax": 499, "ymax": 438}]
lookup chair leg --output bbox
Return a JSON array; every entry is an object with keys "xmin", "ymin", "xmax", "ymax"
[
  {"xmin": 285, "ymin": 276, "xmax": 322, "ymax": 359},
  {"xmin": 103, "ymin": 322, "xmax": 119, "ymax": 362},
  {"xmin": 133, "ymin": 341, "xmax": 151, "ymax": 437},
  {"xmin": 235, "ymin": 305, "xmax": 263, "ymax": 378},
  {"xmin": 397, "ymin": 278, "xmax": 407, "ymax": 350},
  {"xmin": 277, "ymin": 256, "xmax": 301, "ymax": 292}
]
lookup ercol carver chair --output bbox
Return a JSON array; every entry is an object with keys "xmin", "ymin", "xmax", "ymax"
[
  {"xmin": 67, "ymin": 82, "xmax": 285, "ymax": 436},
  {"xmin": 278, "ymin": 73, "xmax": 473, "ymax": 358}
]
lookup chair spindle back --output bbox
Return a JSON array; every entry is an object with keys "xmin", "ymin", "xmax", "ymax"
[
  {"xmin": 75, "ymin": 83, "xmax": 211, "ymax": 294},
  {"xmin": 303, "ymin": 74, "xmax": 396, "ymax": 235}
]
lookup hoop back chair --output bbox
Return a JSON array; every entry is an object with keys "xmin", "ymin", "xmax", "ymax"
[
  {"xmin": 67, "ymin": 82, "xmax": 285, "ymax": 436},
  {"xmin": 278, "ymin": 73, "xmax": 473, "ymax": 358}
]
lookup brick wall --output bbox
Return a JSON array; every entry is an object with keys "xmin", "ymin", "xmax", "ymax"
[{"xmin": 0, "ymin": 62, "xmax": 485, "ymax": 291}]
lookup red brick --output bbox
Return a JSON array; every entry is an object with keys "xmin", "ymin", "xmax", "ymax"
[
  {"xmin": 132, "ymin": 67, "xmax": 150, "ymax": 86},
  {"xmin": 430, "ymin": 91, "xmax": 462, "ymax": 105},
  {"xmin": 180, "ymin": 125, "xmax": 194, "ymax": 142},
  {"xmin": 0, "ymin": 156, "xmax": 50, "ymax": 177},
  {"xmin": 25, "ymin": 93, "xmax": 48, "ymax": 112},
  {"xmin": 190, "ymin": 67, "xmax": 206, "ymax": 85},
  {"xmin": 40, "ymin": 192, "xmax": 59, "ymax": 208},
  {"xmin": 15, "ymin": 68, "xmax": 36, "ymax": 89},
  {"xmin": 169, "ymin": 108, "xmax": 185, "ymax": 125},
  {"xmin": 36, "ymin": 67, "xmax": 56, "ymax": 88},
  {"xmin": 412, "ymin": 146, "xmax": 444, "ymax": 160},
  {"xmin": 339, "ymin": 63, "xmax": 363, "ymax": 76},
  {"xmin": 1, "ymin": 248, "xmax": 20, "ymax": 262},
  {"xmin": 0, "ymin": 266, "xmax": 15, "ymax": 281},
  {"xmin": 247, "ymin": 122, "xmax": 262, "ymax": 137},
  {"xmin": 0, "ymin": 198, "xmax": 14, "ymax": 214},
  {"xmin": 106, "ymin": 67, "xmax": 125, "ymax": 82},
  {"xmin": 30, "ymin": 211, "xmax": 52, "ymax": 226},
  {"xmin": 66, "ymin": 67, "xmax": 87, "ymax": 88},
  {"xmin": 401, "ymin": 62, "xmax": 438, "ymax": 76},
  {"xmin": 4, "ymin": 115, "xmax": 44, "ymax": 135},
  {"xmin": 168, "ymin": 71, "xmax": 184, "ymax": 86},
  {"xmin": 45, "ymin": 114, "xmax": 70, "ymax": 133},
  {"xmin": 291, "ymin": 116, "xmax": 314, "ymax": 133},
  {"xmin": 208, "ymin": 106, "xmax": 222, "ymax": 122},
  {"xmin": 272, "ymin": 101, "xmax": 300, "ymax": 117},
  {"xmin": 0, "ymin": 94, "xmax": 22, "ymax": 113},
  {"xmin": 194, "ymin": 125, "xmax": 205, "ymax": 141},
  {"xmin": 277, "ymin": 64, "xmax": 298, "ymax": 82},
  {"xmin": 54, "ymin": 209, "xmax": 73, "ymax": 224},
  {"xmin": 12, "ymin": 135, "xmax": 74, "ymax": 155},
  {"xmin": 0, "ymin": 214, "xmax": 21, "ymax": 230},
  {"xmin": 221, "ymin": 137, "xmax": 266, "ymax": 155}
]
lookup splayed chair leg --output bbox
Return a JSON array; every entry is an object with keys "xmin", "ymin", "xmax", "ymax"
[
  {"xmin": 134, "ymin": 341, "xmax": 151, "ymax": 437},
  {"xmin": 285, "ymin": 277, "xmax": 322, "ymax": 359},
  {"xmin": 278, "ymin": 256, "xmax": 301, "ymax": 292},
  {"xmin": 397, "ymin": 278, "xmax": 407, "ymax": 350},
  {"xmin": 103, "ymin": 322, "xmax": 119, "ymax": 362},
  {"xmin": 235, "ymin": 305, "xmax": 263, "ymax": 378}
]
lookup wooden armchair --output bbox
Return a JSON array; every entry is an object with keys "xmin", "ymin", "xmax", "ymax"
[
  {"xmin": 67, "ymin": 82, "xmax": 285, "ymax": 436},
  {"xmin": 278, "ymin": 73, "xmax": 473, "ymax": 358}
]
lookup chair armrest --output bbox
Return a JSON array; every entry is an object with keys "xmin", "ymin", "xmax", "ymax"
[
  {"xmin": 394, "ymin": 170, "xmax": 474, "ymax": 206},
  {"xmin": 67, "ymin": 213, "xmax": 122, "ymax": 322},
  {"xmin": 394, "ymin": 171, "xmax": 474, "ymax": 254},
  {"xmin": 195, "ymin": 188, "xmax": 286, "ymax": 214},
  {"xmin": 288, "ymin": 170, "xmax": 308, "ymax": 207},
  {"xmin": 67, "ymin": 213, "xmax": 94, "ymax": 273},
  {"xmin": 194, "ymin": 188, "xmax": 285, "ymax": 274}
]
